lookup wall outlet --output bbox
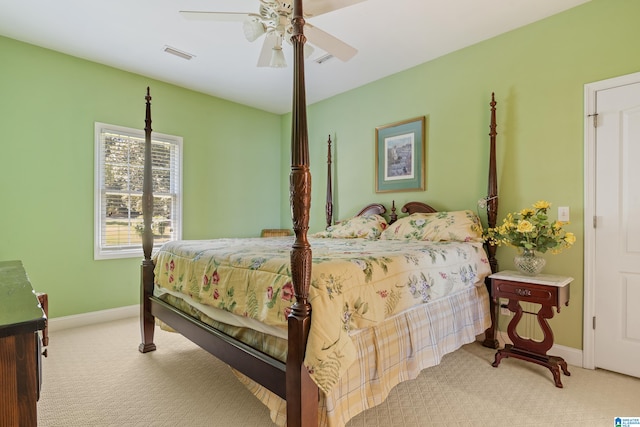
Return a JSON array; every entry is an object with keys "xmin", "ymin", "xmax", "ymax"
[{"xmin": 499, "ymin": 298, "xmax": 511, "ymax": 316}]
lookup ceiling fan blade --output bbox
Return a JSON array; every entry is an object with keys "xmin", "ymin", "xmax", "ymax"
[
  {"xmin": 304, "ymin": 0, "xmax": 367, "ymax": 17},
  {"xmin": 179, "ymin": 11, "xmax": 251, "ymax": 22},
  {"xmin": 257, "ymin": 32, "xmax": 279, "ymax": 67},
  {"xmin": 305, "ymin": 24, "xmax": 357, "ymax": 62}
]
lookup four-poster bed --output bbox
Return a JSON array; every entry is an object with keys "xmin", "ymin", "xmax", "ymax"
[{"xmin": 138, "ymin": 2, "xmax": 500, "ymax": 426}]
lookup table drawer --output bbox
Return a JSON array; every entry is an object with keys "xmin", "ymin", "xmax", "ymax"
[{"xmin": 493, "ymin": 280, "xmax": 557, "ymax": 305}]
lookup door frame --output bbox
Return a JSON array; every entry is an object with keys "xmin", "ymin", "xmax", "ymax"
[{"xmin": 583, "ymin": 71, "xmax": 640, "ymax": 370}]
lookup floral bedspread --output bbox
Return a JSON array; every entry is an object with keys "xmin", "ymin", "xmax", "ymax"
[{"xmin": 153, "ymin": 237, "xmax": 491, "ymax": 394}]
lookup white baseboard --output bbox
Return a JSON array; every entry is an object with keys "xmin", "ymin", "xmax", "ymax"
[
  {"xmin": 48, "ymin": 305, "xmax": 139, "ymax": 332},
  {"xmin": 550, "ymin": 343, "xmax": 583, "ymax": 368}
]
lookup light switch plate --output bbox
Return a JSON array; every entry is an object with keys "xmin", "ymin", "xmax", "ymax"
[{"xmin": 558, "ymin": 206, "xmax": 570, "ymax": 222}]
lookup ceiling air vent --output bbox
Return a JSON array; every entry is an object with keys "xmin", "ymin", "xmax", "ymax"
[
  {"xmin": 314, "ymin": 54, "xmax": 334, "ymax": 64},
  {"xmin": 163, "ymin": 45, "xmax": 195, "ymax": 60}
]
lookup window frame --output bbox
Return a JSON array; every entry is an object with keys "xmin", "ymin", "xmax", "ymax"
[{"xmin": 94, "ymin": 122, "xmax": 183, "ymax": 260}]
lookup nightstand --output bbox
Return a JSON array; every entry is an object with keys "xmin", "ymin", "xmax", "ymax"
[{"xmin": 489, "ymin": 270, "xmax": 573, "ymax": 388}]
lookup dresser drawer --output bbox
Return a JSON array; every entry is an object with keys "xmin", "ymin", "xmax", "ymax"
[{"xmin": 493, "ymin": 279, "xmax": 558, "ymax": 305}]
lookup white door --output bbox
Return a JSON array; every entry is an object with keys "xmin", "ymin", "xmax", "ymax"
[{"xmin": 594, "ymin": 81, "xmax": 640, "ymax": 378}]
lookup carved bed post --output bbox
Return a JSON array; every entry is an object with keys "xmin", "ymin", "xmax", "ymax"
[
  {"xmin": 287, "ymin": 1, "xmax": 319, "ymax": 426},
  {"xmin": 487, "ymin": 92, "xmax": 499, "ymax": 273},
  {"xmin": 389, "ymin": 200, "xmax": 398, "ymax": 224},
  {"xmin": 483, "ymin": 92, "xmax": 500, "ymax": 349},
  {"xmin": 139, "ymin": 87, "xmax": 157, "ymax": 353},
  {"xmin": 326, "ymin": 135, "xmax": 333, "ymax": 229}
]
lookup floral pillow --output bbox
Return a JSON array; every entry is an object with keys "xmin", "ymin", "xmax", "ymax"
[
  {"xmin": 312, "ymin": 214, "xmax": 388, "ymax": 240},
  {"xmin": 380, "ymin": 210, "xmax": 484, "ymax": 242}
]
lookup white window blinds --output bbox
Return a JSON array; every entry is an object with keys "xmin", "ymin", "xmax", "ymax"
[{"xmin": 94, "ymin": 123, "xmax": 182, "ymax": 259}]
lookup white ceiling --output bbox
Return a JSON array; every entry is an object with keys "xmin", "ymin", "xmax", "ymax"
[{"xmin": 0, "ymin": 0, "xmax": 590, "ymax": 114}]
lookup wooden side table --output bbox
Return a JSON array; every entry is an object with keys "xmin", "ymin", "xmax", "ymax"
[{"xmin": 490, "ymin": 270, "xmax": 573, "ymax": 388}]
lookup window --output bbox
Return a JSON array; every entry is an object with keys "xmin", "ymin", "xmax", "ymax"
[{"xmin": 94, "ymin": 123, "xmax": 182, "ymax": 260}]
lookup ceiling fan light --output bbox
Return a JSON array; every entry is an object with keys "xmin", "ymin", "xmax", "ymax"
[
  {"xmin": 243, "ymin": 19, "xmax": 265, "ymax": 42},
  {"xmin": 270, "ymin": 46, "xmax": 287, "ymax": 68}
]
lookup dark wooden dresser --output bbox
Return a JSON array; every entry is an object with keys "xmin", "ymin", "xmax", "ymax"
[{"xmin": 0, "ymin": 260, "xmax": 47, "ymax": 427}]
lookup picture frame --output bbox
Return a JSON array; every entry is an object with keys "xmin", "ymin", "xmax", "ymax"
[{"xmin": 375, "ymin": 116, "xmax": 426, "ymax": 193}]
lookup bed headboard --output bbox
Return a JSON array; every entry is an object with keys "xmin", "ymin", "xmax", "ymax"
[
  {"xmin": 401, "ymin": 201, "xmax": 437, "ymax": 215},
  {"xmin": 355, "ymin": 203, "xmax": 386, "ymax": 217}
]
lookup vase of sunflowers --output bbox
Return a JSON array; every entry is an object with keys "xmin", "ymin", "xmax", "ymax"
[{"xmin": 484, "ymin": 200, "xmax": 576, "ymax": 276}]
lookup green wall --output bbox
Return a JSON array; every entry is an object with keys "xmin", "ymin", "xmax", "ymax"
[
  {"xmin": 0, "ymin": 36, "xmax": 283, "ymax": 318},
  {"xmin": 282, "ymin": 0, "xmax": 640, "ymax": 349}
]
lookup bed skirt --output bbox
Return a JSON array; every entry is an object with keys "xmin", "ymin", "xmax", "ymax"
[{"xmin": 233, "ymin": 284, "xmax": 490, "ymax": 427}]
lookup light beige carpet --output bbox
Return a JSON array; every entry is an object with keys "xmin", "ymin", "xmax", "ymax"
[{"xmin": 38, "ymin": 317, "xmax": 640, "ymax": 426}]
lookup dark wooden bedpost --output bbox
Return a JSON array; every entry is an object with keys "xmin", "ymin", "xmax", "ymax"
[
  {"xmin": 483, "ymin": 92, "xmax": 499, "ymax": 349},
  {"xmin": 139, "ymin": 87, "xmax": 157, "ymax": 353},
  {"xmin": 286, "ymin": 1, "xmax": 319, "ymax": 426},
  {"xmin": 486, "ymin": 92, "xmax": 499, "ymax": 273},
  {"xmin": 389, "ymin": 200, "xmax": 398, "ymax": 224},
  {"xmin": 326, "ymin": 135, "xmax": 333, "ymax": 229}
]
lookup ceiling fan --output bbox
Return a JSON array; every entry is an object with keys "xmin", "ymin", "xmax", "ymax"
[{"xmin": 180, "ymin": 0, "xmax": 367, "ymax": 68}]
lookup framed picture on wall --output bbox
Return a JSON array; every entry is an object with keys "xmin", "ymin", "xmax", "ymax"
[{"xmin": 375, "ymin": 116, "xmax": 426, "ymax": 193}]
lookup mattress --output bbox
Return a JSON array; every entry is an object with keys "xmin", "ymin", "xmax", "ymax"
[{"xmin": 153, "ymin": 236, "xmax": 492, "ymax": 393}]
